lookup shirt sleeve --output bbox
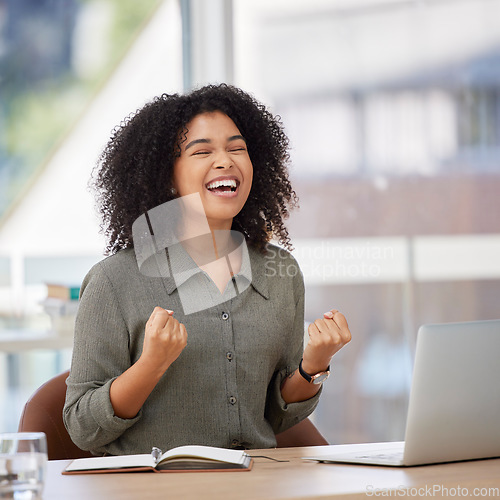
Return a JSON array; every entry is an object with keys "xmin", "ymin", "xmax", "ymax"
[
  {"xmin": 63, "ymin": 262, "xmax": 141, "ymax": 452},
  {"xmin": 264, "ymin": 258, "xmax": 321, "ymax": 435}
]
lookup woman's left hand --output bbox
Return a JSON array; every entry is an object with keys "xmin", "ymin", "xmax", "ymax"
[{"xmin": 301, "ymin": 309, "xmax": 351, "ymax": 375}]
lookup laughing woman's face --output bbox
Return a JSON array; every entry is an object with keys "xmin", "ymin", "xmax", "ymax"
[{"xmin": 172, "ymin": 111, "xmax": 253, "ymax": 232}]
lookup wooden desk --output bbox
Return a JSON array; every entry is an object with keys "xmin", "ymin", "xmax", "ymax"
[{"xmin": 44, "ymin": 444, "xmax": 500, "ymax": 500}]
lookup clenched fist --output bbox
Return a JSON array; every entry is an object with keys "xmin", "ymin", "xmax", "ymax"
[
  {"xmin": 302, "ymin": 309, "xmax": 351, "ymax": 374},
  {"xmin": 141, "ymin": 307, "xmax": 188, "ymax": 375}
]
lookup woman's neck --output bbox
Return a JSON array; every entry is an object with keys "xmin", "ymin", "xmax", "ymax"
[{"xmin": 181, "ymin": 228, "xmax": 242, "ymax": 294}]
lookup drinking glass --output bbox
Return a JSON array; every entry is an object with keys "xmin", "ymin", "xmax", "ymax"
[{"xmin": 0, "ymin": 433, "xmax": 47, "ymax": 499}]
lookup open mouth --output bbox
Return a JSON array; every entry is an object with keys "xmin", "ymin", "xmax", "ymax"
[{"xmin": 205, "ymin": 178, "xmax": 240, "ymax": 195}]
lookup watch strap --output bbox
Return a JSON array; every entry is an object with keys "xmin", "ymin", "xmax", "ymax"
[{"xmin": 298, "ymin": 358, "xmax": 330, "ymax": 384}]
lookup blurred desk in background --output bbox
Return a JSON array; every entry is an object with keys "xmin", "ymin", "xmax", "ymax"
[
  {"xmin": 0, "ymin": 329, "xmax": 73, "ymax": 353},
  {"xmin": 0, "ymin": 329, "xmax": 73, "ymax": 432}
]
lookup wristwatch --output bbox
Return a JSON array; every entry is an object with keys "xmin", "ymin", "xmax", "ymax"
[{"xmin": 298, "ymin": 359, "xmax": 330, "ymax": 385}]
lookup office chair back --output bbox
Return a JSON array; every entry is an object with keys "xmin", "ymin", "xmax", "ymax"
[
  {"xmin": 18, "ymin": 370, "xmax": 93, "ymax": 460},
  {"xmin": 275, "ymin": 417, "xmax": 329, "ymax": 448}
]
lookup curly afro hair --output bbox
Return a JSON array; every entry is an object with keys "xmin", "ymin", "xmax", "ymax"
[{"xmin": 92, "ymin": 84, "xmax": 298, "ymax": 255}]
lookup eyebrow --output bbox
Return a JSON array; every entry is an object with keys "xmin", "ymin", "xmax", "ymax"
[{"xmin": 184, "ymin": 135, "xmax": 246, "ymax": 151}]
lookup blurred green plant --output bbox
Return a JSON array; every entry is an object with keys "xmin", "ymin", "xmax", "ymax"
[{"xmin": 0, "ymin": 0, "xmax": 162, "ymax": 220}]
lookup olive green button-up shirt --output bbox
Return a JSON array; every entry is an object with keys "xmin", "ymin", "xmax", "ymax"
[{"xmin": 63, "ymin": 243, "xmax": 320, "ymax": 456}]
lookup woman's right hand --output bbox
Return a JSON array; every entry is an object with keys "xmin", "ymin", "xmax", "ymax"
[
  {"xmin": 141, "ymin": 306, "xmax": 188, "ymax": 375},
  {"xmin": 110, "ymin": 307, "xmax": 187, "ymax": 419}
]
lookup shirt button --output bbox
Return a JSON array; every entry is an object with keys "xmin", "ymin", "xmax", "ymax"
[
  {"xmin": 226, "ymin": 352, "xmax": 233, "ymax": 361},
  {"xmin": 222, "ymin": 312, "xmax": 229, "ymax": 320},
  {"xmin": 229, "ymin": 396, "xmax": 237, "ymax": 405},
  {"xmin": 231, "ymin": 439, "xmax": 240, "ymax": 447}
]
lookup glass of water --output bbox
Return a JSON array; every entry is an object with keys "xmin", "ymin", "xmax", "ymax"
[{"xmin": 0, "ymin": 433, "xmax": 47, "ymax": 499}]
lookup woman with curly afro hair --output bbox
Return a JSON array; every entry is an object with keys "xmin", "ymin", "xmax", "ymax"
[
  {"xmin": 94, "ymin": 84, "xmax": 295, "ymax": 255},
  {"xmin": 64, "ymin": 84, "xmax": 351, "ymax": 456}
]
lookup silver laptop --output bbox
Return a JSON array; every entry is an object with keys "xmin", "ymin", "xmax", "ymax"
[{"xmin": 310, "ymin": 319, "xmax": 500, "ymax": 467}]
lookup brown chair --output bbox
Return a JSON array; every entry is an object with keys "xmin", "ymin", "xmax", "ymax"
[
  {"xmin": 275, "ymin": 417, "xmax": 329, "ymax": 448},
  {"xmin": 18, "ymin": 370, "xmax": 92, "ymax": 460}
]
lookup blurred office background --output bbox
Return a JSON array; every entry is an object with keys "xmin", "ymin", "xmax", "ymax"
[{"xmin": 1, "ymin": 0, "xmax": 499, "ymax": 443}]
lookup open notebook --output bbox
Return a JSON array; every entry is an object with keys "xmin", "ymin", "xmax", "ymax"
[
  {"xmin": 307, "ymin": 319, "xmax": 500, "ymax": 467},
  {"xmin": 63, "ymin": 445, "xmax": 253, "ymax": 474}
]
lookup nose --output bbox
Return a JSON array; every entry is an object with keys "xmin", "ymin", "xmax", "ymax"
[{"xmin": 213, "ymin": 150, "xmax": 232, "ymax": 169}]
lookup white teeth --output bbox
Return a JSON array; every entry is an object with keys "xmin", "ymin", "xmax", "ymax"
[{"xmin": 206, "ymin": 179, "xmax": 237, "ymax": 190}]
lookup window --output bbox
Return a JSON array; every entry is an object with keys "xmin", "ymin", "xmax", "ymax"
[{"xmin": 234, "ymin": 0, "xmax": 500, "ymax": 443}]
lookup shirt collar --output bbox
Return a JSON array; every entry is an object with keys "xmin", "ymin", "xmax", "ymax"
[{"xmin": 161, "ymin": 237, "xmax": 269, "ymax": 300}]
